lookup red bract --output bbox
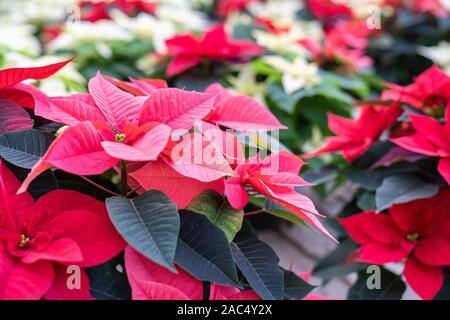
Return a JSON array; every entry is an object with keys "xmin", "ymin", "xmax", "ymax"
[
  {"xmin": 124, "ymin": 83, "xmax": 287, "ymax": 208},
  {"xmin": 0, "ymin": 100, "xmax": 34, "ymax": 135},
  {"xmin": 225, "ymin": 151, "xmax": 335, "ymax": 240},
  {"xmin": 339, "ymin": 190, "xmax": 450, "ymax": 299},
  {"xmin": 165, "ymin": 25, "xmax": 263, "ymax": 77},
  {"xmin": 411, "ymin": 0, "xmax": 450, "ymax": 17},
  {"xmin": 79, "ymin": 0, "xmax": 157, "ymax": 22},
  {"xmin": 0, "ymin": 161, "xmax": 125, "ymax": 300},
  {"xmin": 216, "ymin": 0, "xmax": 260, "ymax": 17},
  {"xmin": 128, "ymin": 158, "xmax": 225, "ymax": 208},
  {"xmin": 324, "ymin": 21, "xmax": 372, "ymax": 71},
  {"xmin": 383, "ymin": 65, "xmax": 450, "ymax": 110},
  {"xmin": 391, "ymin": 110, "xmax": 450, "ymax": 184},
  {"xmin": 125, "ymin": 246, "xmax": 261, "ymax": 300},
  {"xmin": 0, "ymin": 58, "xmax": 74, "ymax": 109},
  {"xmin": 304, "ymin": 103, "xmax": 402, "ymax": 161},
  {"xmin": 128, "ymin": 124, "xmax": 236, "ymax": 207},
  {"xmin": 255, "ymin": 18, "xmax": 291, "ymax": 35},
  {"xmin": 20, "ymin": 72, "xmax": 183, "ymax": 192},
  {"xmin": 301, "ymin": 21, "xmax": 372, "ymax": 71},
  {"xmin": 105, "ymin": 76, "xmax": 168, "ymax": 96},
  {"xmin": 308, "ymin": 0, "xmax": 353, "ymax": 22},
  {"xmin": 204, "ymin": 83, "xmax": 287, "ymax": 131}
]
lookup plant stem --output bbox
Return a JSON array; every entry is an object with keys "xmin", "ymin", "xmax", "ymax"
[
  {"xmin": 120, "ymin": 160, "xmax": 128, "ymax": 197},
  {"xmin": 244, "ymin": 209, "xmax": 265, "ymax": 217},
  {"xmin": 202, "ymin": 59, "xmax": 210, "ymax": 77},
  {"xmin": 79, "ymin": 176, "xmax": 120, "ymax": 197},
  {"xmin": 202, "ymin": 281, "xmax": 211, "ymax": 300},
  {"xmin": 127, "ymin": 186, "xmax": 141, "ymax": 197}
]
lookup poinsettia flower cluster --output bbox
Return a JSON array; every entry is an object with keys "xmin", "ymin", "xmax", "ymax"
[
  {"xmin": 304, "ymin": 102, "xmax": 401, "ymax": 161},
  {"xmin": 0, "ymin": 58, "xmax": 74, "ymax": 111},
  {"xmin": 340, "ymin": 190, "xmax": 450, "ymax": 299},
  {"xmin": 308, "ymin": 0, "xmax": 449, "ymax": 21},
  {"xmin": 308, "ymin": 0, "xmax": 354, "ymax": 22},
  {"xmin": 216, "ymin": 0, "xmax": 260, "ymax": 17},
  {"xmin": 384, "ymin": 65, "xmax": 450, "ymax": 111},
  {"xmin": 125, "ymin": 246, "xmax": 334, "ymax": 300},
  {"xmin": 305, "ymin": 66, "xmax": 450, "ymax": 181},
  {"xmin": 0, "ymin": 161, "xmax": 124, "ymax": 300},
  {"xmin": 164, "ymin": 25, "xmax": 263, "ymax": 77},
  {"xmin": 410, "ymin": 0, "xmax": 450, "ymax": 17},
  {"xmin": 305, "ymin": 64, "xmax": 450, "ymax": 299},
  {"xmin": 0, "ymin": 57, "xmax": 335, "ymax": 300},
  {"xmin": 78, "ymin": 0, "xmax": 157, "ymax": 22},
  {"xmin": 301, "ymin": 21, "xmax": 373, "ymax": 72},
  {"xmin": 125, "ymin": 246, "xmax": 261, "ymax": 300},
  {"xmin": 0, "ymin": 60, "xmax": 332, "ymax": 243},
  {"xmin": 384, "ymin": 65, "xmax": 450, "ymax": 184}
]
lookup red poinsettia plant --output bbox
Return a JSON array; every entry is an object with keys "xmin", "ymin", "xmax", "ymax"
[
  {"xmin": 306, "ymin": 65, "xmax": 450, "ymax": 300},
  {"xmin": 0, "ymin": 59, "xmax": 327, "ymax": 300}
]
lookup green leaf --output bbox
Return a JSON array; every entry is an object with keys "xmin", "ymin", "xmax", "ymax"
[
  {"xmin": 297, "ymin": 95, "xmax": 351, "ymax": 134},
  {"xmin": 348, "ymin": 267, "xmax": 406, "ymax": 300},
  {"xmin": 302, "ymin": 165, "xmax": 339, "ymax": 185},
  {"xmin": 187, "ymin": 190, "xmax": 243, "ymax": 242},
  {"xmin": 320, "ymin": 71, "xmax": 370, "ymax": 98},
  {"xmin": 231, "ymin": 238, "xmax": 284, "ymax": 300},
  {"xmin": 0, "ymin": 130, "xmax": 55, "ymax": 169},
  {"xmin": 175, "ymin": 76, "xmax": 220, "ymax": 92},
  {"xmin": 247, "ymin": 197, "xmax": 307, "ymax": 226},
  {"xmin": 232, "ymin": 23, "xmax": 264, "ymax": 41},
  {"xmin": 283, "ymin": 270, "xmax": 315, "ymax": 300},
  {"xmin": 263, "ymin": 199, "xmax": 307, "ymax": 226},
  {"xmin": 375, "ymin": 174, "xmax": 439, "ymax": 212},
  {"xmin": 356, "ymin": 191, "xmax": 376, "ymax": 211},
  {"xmin": 175, "ymin": 210, "xmax": 240, "ymax": 287},
  {"xmin": 313, "ymin": 239, "xmax": 365, "ymax": 280},
  {"xmin": 266, "ymin": 82, "xmax": 305, "ymax": 114},
  {"xmin": 86, "ymin": 254, "xmax": 131, "ymax": 300},
  {"xmin": 311, "ymin": 84, "xmax": 354, "ymax": 105},
  {"xmin": 434, "ymin": 269, "xmax": 450, "ymax": 300},
  {"xmin": 106, "ymin": 190, "xmax": 180, "ymax": 271}
]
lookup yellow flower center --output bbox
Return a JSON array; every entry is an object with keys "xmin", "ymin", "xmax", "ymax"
[
  {"xmin": 406, "ymin": 233, "xmax": 420, "ymax": 242},
  {"xmin": 18, "ymin": 234, "xmax": 30, "ymax": 248},
  {"xmin": 115, "ymin": 133, "xmax": 126, "ymax": 143}
]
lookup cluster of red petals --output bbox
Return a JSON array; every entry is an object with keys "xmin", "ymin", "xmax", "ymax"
[
  {"xmin": 391, "ymin": 108, "xmax": 450, "ymax": 184},
  {"xmin": 301, "ymin": 21, "xmax": 373, "ymax": 71},
  {"xmin": 79, "ymin": 0, "xmax": 157, "ymax": 22},
  {"xmin": 0, "ymin": 161, "xmax": 125, "ymax": 300},
  {"xmin": 411, "ymin": 0, "xmax": 450, "ymax": 17},
  {"xmin": 0, "ymin": 57, "xmax": 73, "ymax": 110},
  {"xmin": 3, "ymin": 58, "xmax": 331, "ymax": 242},
  {"xmin": 304, "ymin": 102, "xmax": 402, "ymax": 161},
  {"xmin": 340, "ymin": 190, "xmax": 450, "ymax": 299},
  {"xmin": 20, "ymin": 72, "xmax": 180, "ymax": 192},
  {"xmin": 0, "ymin": 58, "xmax": 75, "ymax": 135},
  {"xmin": 383, "ymin": 65, "xmax": 450, "ymax": 110},
  {"xmin": 127, "ymin": 83, "xmax": 287, "ymax": 207},
  {"xmin": 225, "ymin": 151, "xmax": 335, "ymax": 240},
  {"xmin": 308, "ymin": 0, "xmax": 353, "ymax": 21},
  {"xmin": 165, "ymin": 25, "xmax": 263, "ymax": 77},
  {"xmin": 216, "ymin": 0, "xmax": 260, "ymax": 17},
  {"xmin": 125, "ymin": 246, "xmax": 261, "ymax": 300},
  {"xmin": 255, "ymin": 17, "xmax": 291, "ymax": 35}
]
